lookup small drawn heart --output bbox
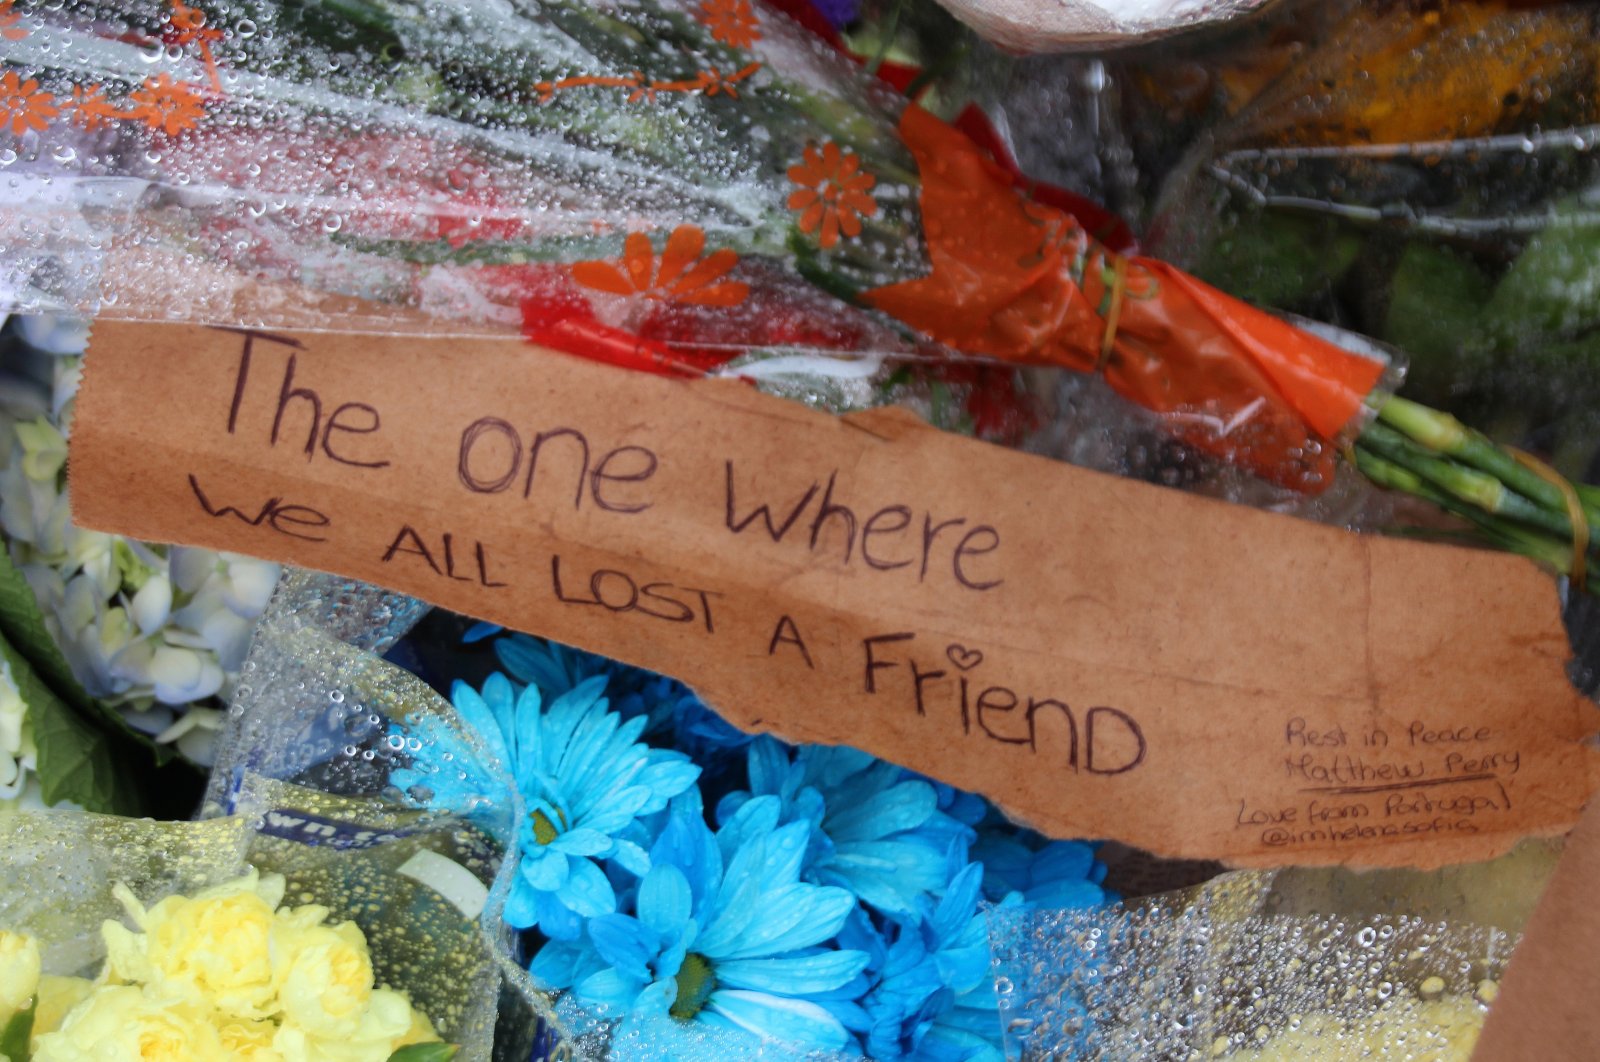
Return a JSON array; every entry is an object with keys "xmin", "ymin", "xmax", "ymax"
[{"xmin": 946, "ymin": 644, "xmax": 984, "ymax": 671}]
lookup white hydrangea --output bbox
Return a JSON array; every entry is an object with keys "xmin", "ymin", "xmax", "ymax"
[
  {"xmin": 0, "ymin": 656, "xmax": 35, "ymax": 804},
  {"xmin": 0, "ymin": 316, "xmax": 280, "ymax": 766}
]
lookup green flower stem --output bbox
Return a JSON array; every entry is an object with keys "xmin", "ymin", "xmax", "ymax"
[
  {"xmin": 1352, "ymin": 448, "xmax": 1599, "ymax": 594},
  {"xmin": 1378, "ymin": 397, "xmax": 1600, "ymax": 531}
]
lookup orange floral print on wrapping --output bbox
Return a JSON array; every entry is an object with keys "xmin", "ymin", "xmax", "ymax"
[
  {"xmin": 698, "ymin": 0, "xmax": 761, "ymax": 48},
  {"xmin": 787, "ymin": 141, "xmax": 878, "ymax": 250},
  {"xmin": 0, "ymin": 70, "xmax": 58, "ymax": 137},
  {"xmin": 66, "ymin": 84, "xmax": 123, "ymax": 131},
  {"xmin": 0, "ymin": 1, "xmax": 27, "ymax": 42},
  {"xmin": 126, "ymin": 73, "xmax": 207, "ymax": 134},
  {"xmin": 167, "ymin": 0, "xmax": 224, "ymax": 93},
  {"xmin": 573, "ymin": 225, "xmax": 749, "ymax": 307}
]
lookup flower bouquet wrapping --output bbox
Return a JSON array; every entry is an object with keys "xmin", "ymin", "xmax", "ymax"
[
  {"xmin": 0, "ymin": 0, "xmax": 1389, "ymax": 491},
  {"xmin": 966, "ymin": 0, "xmax": 1600, "ymax": 591},
  {"xmin": 0, "ymin": 571, "xmax": 564, "ymax": 1062}
]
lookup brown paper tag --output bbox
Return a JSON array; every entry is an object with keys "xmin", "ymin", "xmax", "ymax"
[
  {"xmin": 1470, "ymin": 798, "xmax": 1600, "ymax": 1061},
  {"xmin": 70, "ymin": 321, "xmax": 1600, "ymax": 867}
]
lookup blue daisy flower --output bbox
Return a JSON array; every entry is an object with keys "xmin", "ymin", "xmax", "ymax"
[
  {"xmin": 716, "ymin": 738, "xmax": 975, "ymax": 921},
  {"xmin": 970, "ymin": 833, "xmax": 1110, "ymax": 908},
  {"xmin": 494, "ymin": 631, "xmax": 753, "ymax": 759},
  {"xmin": 398, "ymin": 671, "xmax": 700, "ymax": 940},
  {"xmin": 530, "ymin": 790, "xmax": 870, "ymax": 1054},
  {"xmin": 837, "ymin": 855, "xmax": 1008, "ymax": 1062}
]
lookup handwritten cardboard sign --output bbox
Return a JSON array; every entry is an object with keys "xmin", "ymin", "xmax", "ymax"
[
  {"xmin": 71, "ymin": 321, "xmax": 1600, "ymax": 867},
  {"xmin": 1470, "ymin": 798, "xmax": 1600, "ymax": 1060}
]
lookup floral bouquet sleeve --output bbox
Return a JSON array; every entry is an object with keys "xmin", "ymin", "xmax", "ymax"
[{"xmin": 0, "ymin": 0, "xmax": 1396, "ymax": 489}]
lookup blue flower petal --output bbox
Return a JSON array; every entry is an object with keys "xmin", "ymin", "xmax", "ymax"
[
  {"xmin": 448, "ymin": 680, "xmax": 513, "ymax": 771},
  {"xmin": 578, "ymin": 785, "xmax": 656, "ymax": 837},
  {"xmin": 536, "ymin": 891, "xmax": 586, "ymax": 941},
  {"xmin": 715, "ymin": 950, "xmax": 870, "ymax": 995},
  {"xmin": 746, "ymin": 736, "xmax": 793, "ymax": 799},
  {"xmin": 701, "ymin": 882, "xmax": 855, "ymax": 960},
  {"xmin": 636, "ymin": 864, "xmax": 693, "ymax": 938},
  {"xmin": 933, "ymin": 942, "xmax": 992, "ymax": 997},
  {"xmin": 826, "ymin": 779, "xmax": 936, "ymax": 841},
  {"xmin": 522, "ymin": 846, "xmax": 570, "ymax": 891},
  {"xmin": 504, "ymin": 873, "xmax": 541, "ymax": 930},
  {"xmin": 550, "ymin": 827, "xmax": 617, "ymax": 857},
  {"xmin": 588, "ymin": 914, "xmax": 660, "ymax": 982},
  {"xmin": 575, "ymin": 966, "xmax": 650, "ymax": 1012},
  {"xmin": 557, "ymin": 855, "xmax": 618, "ymax": 918},
  {"xmin": 462, "ymin": 621, "xmax": 503, "ymax": 643},
  {"xmin": 528, "ymin": 938, "xmax": 595, "ymax": 991},
  {"xmin": 930, "ymin": 863, "xmax": 985, "ymax": 945},
  {"xmin": 704, "ymin": 989, "xmax": 851, "ymax": 1052},
  {"xmin": 612, "ymin": 838, "xmax": 651, "ymax": 877},
  {"xmin": 714, "ymin": 794, "xmax": 783, "ymax": 868}
]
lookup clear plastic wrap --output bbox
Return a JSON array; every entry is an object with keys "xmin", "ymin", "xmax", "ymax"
[
  {"xmin": 989, "ymin": 866, "xmax": 1531, "ymax": 1060},
  {"xmin": 0, "ymin": 0, "xmax": 1397, "ymax": 493},
  {"xmin": 196, "ymin": 569, "xmax": 556, "ymax": 1061}
]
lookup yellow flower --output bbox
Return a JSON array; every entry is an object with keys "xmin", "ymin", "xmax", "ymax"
[
  {"xmin": 396, "ymin": 1000, "xmax": 441, "ymax": 1049},
  {"xmin": 273, "ymin": 988, "xmax": 431, "ymax": 1062},
  {"xmin": 216, "ymin": 1015, "xmax": 287, "ymax": 1062},
  {"xmin": 0, "ymin": 930, "xmax": 39, "ymax": 1021},
  {"xmin": 273, "ymin": 921, "xmax": 374, "ymax": 1038},
  {"xmin": 106, "ymin": 869, "xmax": 286, "ymax": 1018},
  {"xmin": 33, "ymin": 976, "xmax": 93, "ymax": 1037},
  {"xmin": 32, "ymin": 984, "xmax": 223, "ymax": 1062}
]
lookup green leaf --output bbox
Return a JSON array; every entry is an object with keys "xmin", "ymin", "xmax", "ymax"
[
  {"xmin": 0, "ymin": 550, "xmax": 92, "ymax": 715},
  {"xmin": 386, "ymin": 1044, "xmax": 458, "ymax": 1062},
  {"xmin": 1195, "ymin": 212, "xmax": 1361, "ymax": 310},
  {"xmin": 0, "ymin": 996, "xmax": 35, "ymax": 1062},
  {"xmin": 0, "ymin": 625, "xmax": 138, "ymax": 814},
  {"xmin": 1486, "ymin": 194, "xmax": 1600, "ymax": 341},
  {"xmin": 1381, "ymin": 242, "xmax": 1494, "ymax": 399},
  {"xmin": 0, "ymin": 549, "xmax": 174, "ymax": 766}
]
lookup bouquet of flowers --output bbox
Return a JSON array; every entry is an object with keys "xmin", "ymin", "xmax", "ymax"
[
  {"xmin": 391, "ymin": 626, "xmax": 1110, "ymax": 1059},
  {"xmin": 0, "ymin": 868, "xmax": 450, "ymax": 1062},
  {"xmin": 0, "ymin": 313, "xmax": 278, "ymax": 814}
]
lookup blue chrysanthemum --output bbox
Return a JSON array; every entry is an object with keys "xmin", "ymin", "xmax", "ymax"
[
  {"xmin": 843, "ymin": 858, "xmax": 1006, "ymax": 1062},
  {"xmin": 398, "ymin": 671, "xmax": 700, "ymax": 940},
  {"xmin": 494, "ymin": 631, "xmax": 753, "ymax": 760},
  {"xmin": 716, "ymin": 738, "xmax": 975, "ymax": 921},
  {"xmin": 531, "ymin": 790, "xmax": 870, "ymax": 1053},
  {"xmin": 970, "ymin": 833, "xmax": 1110, "ymax": 908}
]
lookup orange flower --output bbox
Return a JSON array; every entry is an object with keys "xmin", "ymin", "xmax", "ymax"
[
  {"xmin": 572, "ymin": 224, "xmax": 748, "ymax": 307},
  {"xmin": 0, "ymin": 70, "xmax": 57, "ymax": 137},
  {"xmin": 787, "ymin": 140, "xmax": 877, "ymax": 250},
  {"xmin": 0, "ymin": 1, "xmax": 27, "ymax": 41},
  {"xmin": 65, "ymin": 84, "xmax": 124, "ymax": 131},
  {"xmin": 698, "ymin": 0, "xmax": 761, "ymax": 48},
  {"xmin": 126, "ymin": 74, "xmax": 207, "ymax": 135}
]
